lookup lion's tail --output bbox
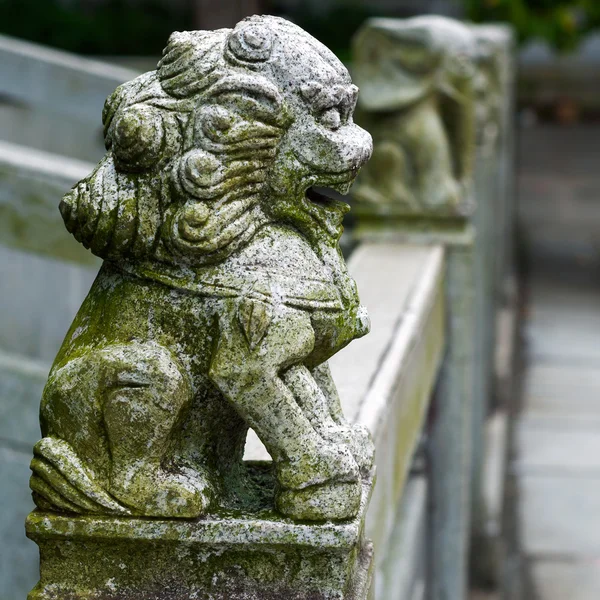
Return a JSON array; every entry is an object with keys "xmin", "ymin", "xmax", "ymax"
[
  {"xmin": 59, "ymin": 154, "xmax": 162, "ymax": 262},
  {"xmin": 30, "ymin": 436, "xmax": 131, "ymax": 516}
]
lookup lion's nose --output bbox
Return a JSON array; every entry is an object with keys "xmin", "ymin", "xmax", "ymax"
[
  {"xmin": 352, "ymin": 125, "xmax": 373, "ymax": 169},
  {"xmin": 360, "ymin": 134, "xmax": 373, "ymax": 165}
]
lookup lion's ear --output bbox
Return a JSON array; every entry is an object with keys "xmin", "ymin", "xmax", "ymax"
[
  {"xmin": 107, "ymin": 104, "xmax": 165, "ymax": 172},
  {"xmin": 158, "ymin": 30, "xmax": 226, "ymax": 98},
  {"xmin": 103, "ymin": 73, "xmax": 170, "ymax": 173}
]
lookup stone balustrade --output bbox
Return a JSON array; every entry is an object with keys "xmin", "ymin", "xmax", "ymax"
[{"xmin": 351, "ymin": 15, "xmax": 516, "ymax": 599}]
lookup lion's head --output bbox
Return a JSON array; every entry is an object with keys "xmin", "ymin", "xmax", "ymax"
[{"xmin": 60, "ymin": 15, "xmax": 372, "ymax": 266}]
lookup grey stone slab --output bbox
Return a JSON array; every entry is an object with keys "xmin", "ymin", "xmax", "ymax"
[
  {"xmin": 0, "ymin": 246, "xmax": 98, "ymax": 362},
  {"xmin": 531, "ymin": 560, "xmax": 600, "ymax": 600},
  {"xmin": 524, "ymin": 364, "xmax": 600, "ymax": 415},
  {"xmin": 516, "ymin": 418, "xmax": 600, "ymax": 473},
  {"xmin": 524, "ymin": 394, "xmax": 600, "ymax": 416},
  {"xmin": 519, "ymin": 475, "xmax": 600, "ymax": 557},
  {"xmin": 0, "ymin": 34, "xmax": 137, "ymax": 125},
  {"xmin": 528, "ymin": 300, "xmax": 600, "ymax": 325},
  {"xmin": 0, "ymin": 445, "xmax": 39, "ymax": 600},
  {"xmin": 525, "ymin": 312, "xmax": 600, "ymax": 363},
  {"xmin": 528, "ymin": 278, "xmax": 600, "ymax": 313}
]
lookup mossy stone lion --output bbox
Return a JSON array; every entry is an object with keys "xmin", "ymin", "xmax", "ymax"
[
  {"xmin": 30, "ymin": 15, "xmax": 374, "ymax": 522},
  {"xmin": 352, "ymin": 16, "xmax": 477, "ymax": 215}
]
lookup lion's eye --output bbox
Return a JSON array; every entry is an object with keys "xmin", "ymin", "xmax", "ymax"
[{"xmin": 320, "ymin": 108, "xmax": 341, "ymax": 130}]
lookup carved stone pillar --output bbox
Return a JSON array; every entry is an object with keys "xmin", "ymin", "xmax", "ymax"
[
  {"xmin": 469, "ymin": 23, "xmax": 516, "ymax": 588},
  {"xmin": 25, "ymin": 15, "xmax": 375, "ymax": 599}
]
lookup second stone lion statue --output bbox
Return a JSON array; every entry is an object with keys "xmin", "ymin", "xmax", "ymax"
[
  {"xmin": 352, "ymin": 16, "xmax": 477, "ymax": 216},
  {"xmin": 30, "ymin": 15, "xmax": 374, "ymax": 522}
]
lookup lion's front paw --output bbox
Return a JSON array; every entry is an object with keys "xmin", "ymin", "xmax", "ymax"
[
  {"xmin": 276, "ymin": 480, "xmax": 362, "ymax": 521},
  {"xmin": 324, "ymin": 424, "xmax": 375, "ymax": 475},
  {"xmin": 421, "ymin": 175, "xmax": 462, "ymax": 211},
  {"xmin": 110, "ymin": 464, "xmax": 212, "ymax": 518},
  {"xmin": 276, "ymin": 444, "xmax": 359, "ymax": 491}
]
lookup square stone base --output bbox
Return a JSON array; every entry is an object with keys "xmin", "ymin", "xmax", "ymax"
[{"xmin": 26, "ymin": 475, "xmax": 374, "ymax": 600}]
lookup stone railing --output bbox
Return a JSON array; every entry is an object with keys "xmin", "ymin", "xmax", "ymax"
[
  {"xmin": 351, "ymin": 16, "xmax": 516, "ymax": 599},
  {"xmin": 0, "ymin": 36, "xmax": 132, "ymax": 598},
  {"xmin": 0, "ymin": 15, "xmax": 515, "ymax": 600}
]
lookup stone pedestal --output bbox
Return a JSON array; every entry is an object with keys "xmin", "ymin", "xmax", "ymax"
[{"xmin": 26, "ymin": 467, "xmax": 374, "ymax": 600}]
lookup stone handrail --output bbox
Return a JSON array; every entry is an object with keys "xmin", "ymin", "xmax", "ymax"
[
  {"xmin": 0, "ymin": 34, "xmax": 137, "ymax": 124},
  {"xmin": 0, "ymin": 34, "xmax": 137, "ymax": 161},
  {"xmin": 0, "ymin": 140, "xmax": 96, "ymax": 265}
]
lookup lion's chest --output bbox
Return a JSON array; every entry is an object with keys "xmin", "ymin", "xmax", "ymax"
[{"xmin": 308, "ymin": 302, "xmax": 370, "ymax": 364}]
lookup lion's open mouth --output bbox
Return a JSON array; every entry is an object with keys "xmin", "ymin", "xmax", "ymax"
[
  {"xmin": 306, "ymin": 186, "xmax": 350, "ymax": 213},
  {"xmin": 302, "ymin": 182, "xmax": 353, "ymax": 239}
]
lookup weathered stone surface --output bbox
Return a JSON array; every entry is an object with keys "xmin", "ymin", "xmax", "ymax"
[
  {"xmin": 26, "ymin": 14, "xmax": 375, "ymax": 600},
  {"xmin": 27, "ymin": 471, "xmax": 374, "ymax": 600},
  {"xmin": 351, "ymin": 16, "xmax": 477, "ymax": 218}
]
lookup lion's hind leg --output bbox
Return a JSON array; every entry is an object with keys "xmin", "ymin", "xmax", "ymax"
[
  {"xmin": 285, "ymin": 364, "xmax": 375, "ymax": 475},
  {"xmin": 37, "ymin": 342, "xmax": 212, "ymax": 518},
  {"xmin": 30, "ymin": 436, "xmax": 132, "ymax": 515},
  {"xmin": 100, "ymin": 343, "xmax": 213, "ymax": 517}
]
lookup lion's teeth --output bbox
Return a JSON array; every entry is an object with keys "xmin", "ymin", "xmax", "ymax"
[{"xmin": 334, "ymin": 181, "xmax": 352, "ymax": 195}]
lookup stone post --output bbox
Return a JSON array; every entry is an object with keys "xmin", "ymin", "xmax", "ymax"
[
  {"xmin": 351, "ymin": 16, "xmax": 481, "ymax": 600},
  {"xmin": 468, "ymin": 24, "xmax": 516, "ymax": 587},
  {"xmin": 25, "ymin": 15, "xmax": 376, "ymax": 600}
]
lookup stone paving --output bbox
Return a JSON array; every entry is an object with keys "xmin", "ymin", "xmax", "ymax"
[
  {"xmin": 516, "ymin": 123, "xmax": 600, "ymax": 600},
  {"xmin": 516, "ymin": 267, "xmax": 600, "ymax": 600}
]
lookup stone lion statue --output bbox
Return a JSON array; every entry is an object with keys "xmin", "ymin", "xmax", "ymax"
[
  {"xmin": 29, "ymin": 15, "xmax": 374, "ymax": 522},
  {"xmin": 351, "ymin": 16, "xmax": 477, "ymax": 215}
]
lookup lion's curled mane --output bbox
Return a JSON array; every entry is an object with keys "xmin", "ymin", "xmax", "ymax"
[{"xmin": 61, "ymin": 22, "xmax": 295, "ymax": 266}]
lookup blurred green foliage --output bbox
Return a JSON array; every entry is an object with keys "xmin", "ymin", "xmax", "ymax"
[
  {"xmin": 465, "ymin": 0, "xmax": 600, "ymax": 51},
  {"xmin": 0, "ymin": 0, "xmax": 190, "ymax": 55},
  {"xmin": 3, "ymin": 0, "xmax": 599, "ymax": 57}
]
